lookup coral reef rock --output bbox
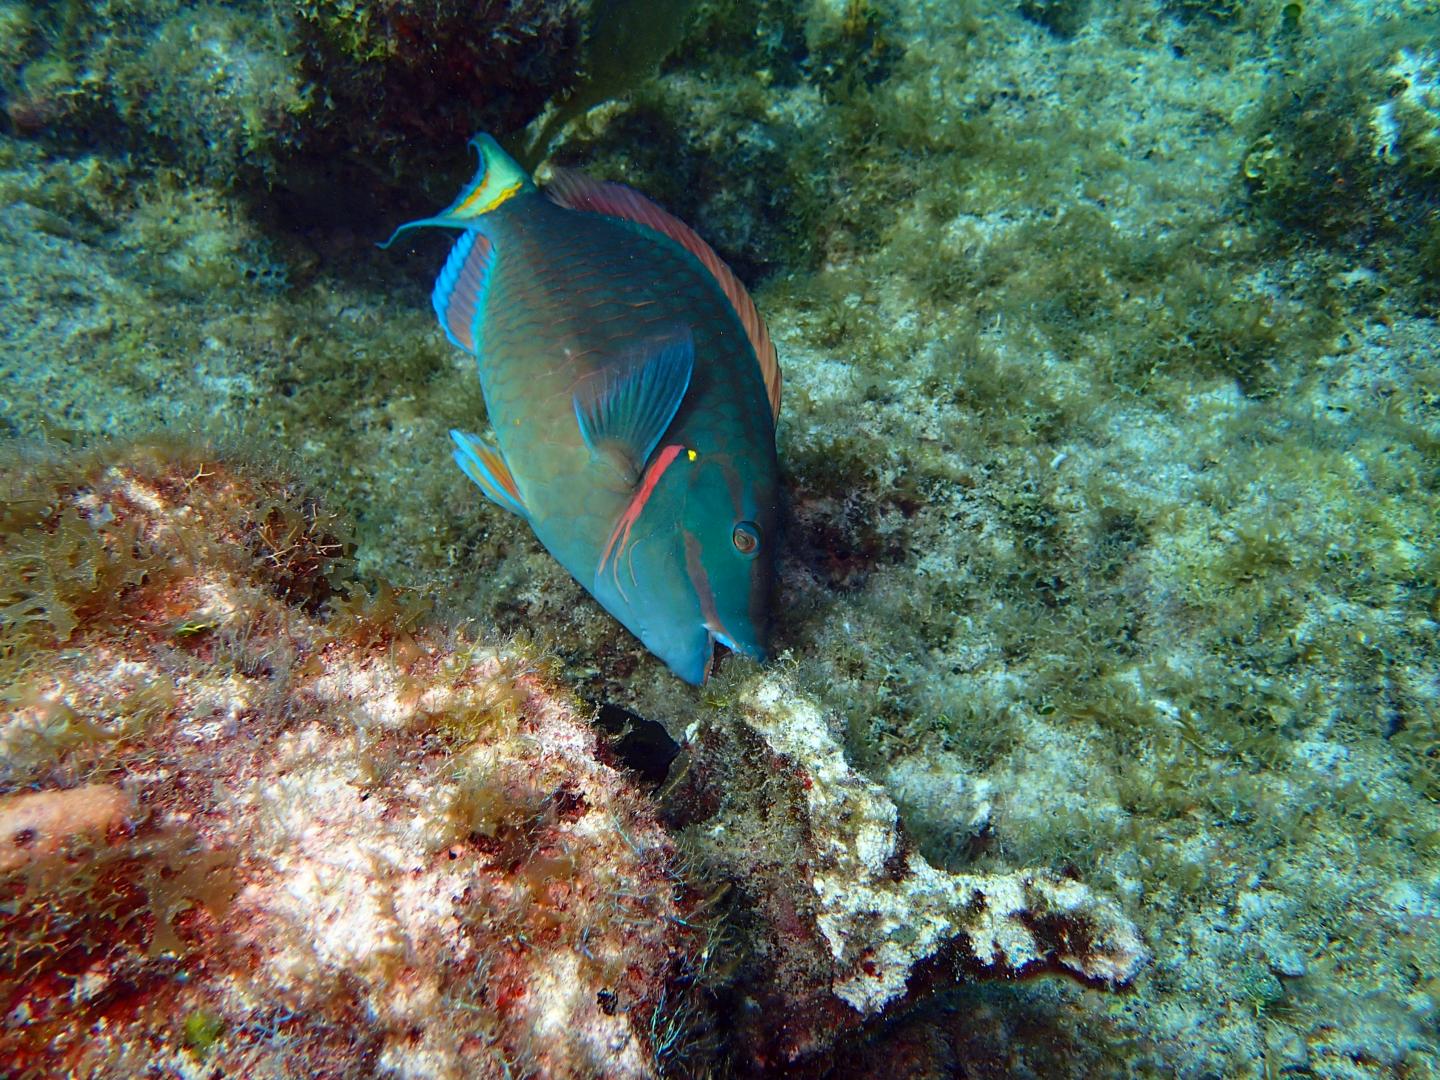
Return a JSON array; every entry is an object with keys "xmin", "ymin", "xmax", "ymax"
[
  {"xmin": 666, "ymin": 670, "xmax": 1149, "ymax": 1071},
  {"xmin": 743, "ymin": 676, "xmax": 1148, "ymax": 1013},
  {"xmin": 0, "ymin": 441, "xmax": 706, "ymax": 1079}
]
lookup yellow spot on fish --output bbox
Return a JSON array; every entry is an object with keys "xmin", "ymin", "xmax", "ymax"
[{"xmin": 687, "ymin": 449, "xmax": 697, "ymax": 461}]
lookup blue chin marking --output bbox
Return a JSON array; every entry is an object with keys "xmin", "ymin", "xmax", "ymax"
[
  {"xmin": 665, "ymin": 628, "xmax": 715, "ymax": 686},
  {"xmin": 709, "ymin": 628, "xmax": 766, "ymax": 664}
]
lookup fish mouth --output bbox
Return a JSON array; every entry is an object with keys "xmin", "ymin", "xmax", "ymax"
[
  {"xmin": 668, "ymin": 628, "xmax": 714, "ymax": 686},
  {"xmin": 708, "ymin": 626, "xmax": 766, "ymax": 665}
]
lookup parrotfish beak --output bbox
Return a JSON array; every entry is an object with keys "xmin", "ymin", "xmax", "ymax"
[
  {"xmin": 628, "ymin": 611, "xmax": 767, "ymax": 687},
  {"xmin": 593, "ymin": 527, "xmax": 768, "ymax": 686},
  {"xmin": 655, "ymin": 622, "xmax": 717, "ymax": 687},
  {"xmin": 594, "ymin": 538, "xmax": 713, "ymax": 684},
  {"xmin": 707, "ymin": 621, "xmax": 768, "ymax": 668}
]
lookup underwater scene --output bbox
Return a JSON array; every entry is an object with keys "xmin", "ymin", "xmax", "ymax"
[{"xmin": 1, "ymin": 0, "xmax": 1438, "ymax": 1076}]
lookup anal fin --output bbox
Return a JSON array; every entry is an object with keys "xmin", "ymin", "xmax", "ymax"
[{"xmin": 432, "ymin": 231, "xmax": 494, "ymax": 355}]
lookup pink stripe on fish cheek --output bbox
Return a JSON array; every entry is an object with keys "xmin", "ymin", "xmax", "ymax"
[{"xmin": 684, "ymin": 528, "xmax": 728, "ymax": 647}]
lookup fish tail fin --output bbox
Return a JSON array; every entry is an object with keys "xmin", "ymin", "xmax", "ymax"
[{"xmin": 380, "ymin": 134, "xmax": 535, "ymax": 248}]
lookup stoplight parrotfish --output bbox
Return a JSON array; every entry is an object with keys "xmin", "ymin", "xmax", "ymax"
[{"xmin": 386, "ymin": 135, "xmax": 781, "ymax": 685}]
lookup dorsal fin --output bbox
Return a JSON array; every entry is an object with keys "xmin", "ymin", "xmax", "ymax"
[
  {"xmin": 545, "ymin": 168, "xmax": 781, "ymax": 427},
  {"xmin": 573, "ymin": 326, "xmax": 694, "ymax": 483}
]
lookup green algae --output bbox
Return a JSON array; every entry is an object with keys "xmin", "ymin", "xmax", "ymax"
[
  {"xmin": 181, "ymin": 1010, "xmax": 225, "ymax": 1056},
  {"xmin": 623, "ymin": 2, "xmax": 1438, "ymax": 1070},
  {"xmin": 1242, "ymin": 19, "xmax": 1440, "ymax": 299},
  {"xmin": 0, "ymin": 0, "xmax": 302, "ymax": 179}
]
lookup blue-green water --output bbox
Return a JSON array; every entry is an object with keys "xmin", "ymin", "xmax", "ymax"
[{"xmin": 1, "ymin": 1, "xmax": 1437, "ymax": 1075}]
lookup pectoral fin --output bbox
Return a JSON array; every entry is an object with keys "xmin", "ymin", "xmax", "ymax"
[
  {"xmin": 572, "ymin": 325, "xmax": 694, "ymax": 482},
  {"xmin": 450, "ymin": 429, "xmax": 528, "ymax": 519},
  {"xmin": 547, "ymin": 168, "xmax": 781, "ymax": 426}
]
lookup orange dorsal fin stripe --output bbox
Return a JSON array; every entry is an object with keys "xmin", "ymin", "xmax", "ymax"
[{"xmin": 545, "ymin": 168, "xmax": 781, "ymax": 427}]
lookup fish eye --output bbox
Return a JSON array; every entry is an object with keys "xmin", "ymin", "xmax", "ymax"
[{"xmin": 732, "ymin": 521, "xmax": 761, "ymax": 557}]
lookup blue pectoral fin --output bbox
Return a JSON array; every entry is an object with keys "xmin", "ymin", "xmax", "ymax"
[
  {"xmin": 573, "ymin": 325, "xmax": 694, "ymax": 475},
  {"xmin": 451, "ymin": 429, "xmax": 528, "ymax": 519}
]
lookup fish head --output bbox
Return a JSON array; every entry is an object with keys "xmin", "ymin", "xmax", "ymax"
[{"xmin": 595, "ymin": 443, "xmax": 778, "ymax": 685}]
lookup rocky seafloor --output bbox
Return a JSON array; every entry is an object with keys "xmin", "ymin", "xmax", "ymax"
[{"xmin": 2, "ymin": 0, "xmax": 1439, "ymax": 1076}]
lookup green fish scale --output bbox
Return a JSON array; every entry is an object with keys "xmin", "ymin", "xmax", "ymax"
[{"xmin": 474, "ymin": 194, "xmax": 774, "ymax": 579}]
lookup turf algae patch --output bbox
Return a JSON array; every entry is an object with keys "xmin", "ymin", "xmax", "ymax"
[{"xmin": 1243, "ymin": 20, "xmax": 1440, "ymax": 297}]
